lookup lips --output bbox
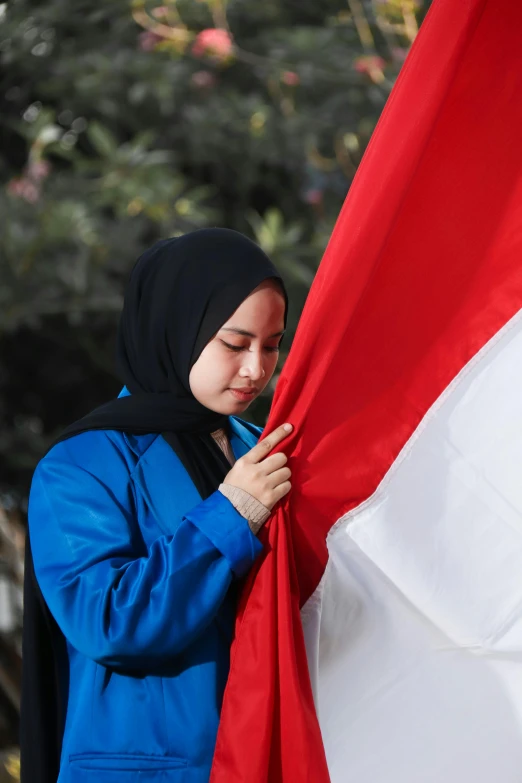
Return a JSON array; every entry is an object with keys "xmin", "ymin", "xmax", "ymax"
[{"xmin": 228, "ymin": 388, "xmax": 257, "ymax": 401}]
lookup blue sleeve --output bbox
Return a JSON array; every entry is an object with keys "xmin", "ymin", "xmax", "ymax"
[{"xmin": 28, "ymin": 445, "xmax": 263, "ymax": 669}]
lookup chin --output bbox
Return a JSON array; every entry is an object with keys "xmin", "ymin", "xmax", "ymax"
[
  {"xmin": 227, "ymin": 400, "xmax": 251, "ymax": 413},
  {"xmin": 223, "ymin": 396, "xmax": 253, "ymax": 414},
  {"xmin": 203, "ymin": 390, "xmax": 256, "ymax": 415},
  {"xmin": 203, "ymin": 399, "xmax": 246, "ymax": 416}
]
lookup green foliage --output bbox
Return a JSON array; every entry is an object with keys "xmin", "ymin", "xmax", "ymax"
[{"xmin": 0, "ymin": 0, "xmax": 429, "ymax": 493}]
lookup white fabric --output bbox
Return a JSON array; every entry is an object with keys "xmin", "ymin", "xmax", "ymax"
[{"xmin": 302, "ymin": 309, "xmax": 522, "ymax": 782}]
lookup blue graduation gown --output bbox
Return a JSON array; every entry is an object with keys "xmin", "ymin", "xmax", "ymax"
[{"xmin": 28, "ymin": 414, "xmax": 263, "ymax": 782}]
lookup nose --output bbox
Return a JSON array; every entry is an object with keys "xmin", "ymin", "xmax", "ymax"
[{"xmin": 239, "ymin": 349, "xmax": 266, "ymax": 381}]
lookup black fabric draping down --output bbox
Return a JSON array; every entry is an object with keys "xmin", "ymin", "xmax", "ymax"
[{"xmin": 20, "ymin": 228, "xmax": 288, "ymax": 783}]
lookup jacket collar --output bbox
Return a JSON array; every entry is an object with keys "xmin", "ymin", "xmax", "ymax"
[
  {"xmin": 228, "ymin": 416, "xmax": 261, "ymax": 459},
  {"xmin": 123, "ymin": 386, "xmax": 262, "ymax": 531},
  {"xmin": 118, "ymin": 386, "xmax": 260, "ymax": 462}
]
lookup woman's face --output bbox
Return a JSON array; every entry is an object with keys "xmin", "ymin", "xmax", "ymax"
[{"xmin": 189, "ymin": 280, "xmax": 286, "ymax": 415}]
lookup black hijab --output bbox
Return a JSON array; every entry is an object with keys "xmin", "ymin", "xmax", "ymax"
[{"xmin": 20, "ymin": 228, "xmax": 288, "ymax": 783}]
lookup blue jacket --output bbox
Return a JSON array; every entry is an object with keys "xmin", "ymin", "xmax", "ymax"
[{"xmin": 28, "ymin": 411, "xmax": 263, "ymax": 783}]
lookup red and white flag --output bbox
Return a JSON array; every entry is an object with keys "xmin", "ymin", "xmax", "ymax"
[{"xmin": 211, "ymin": 0, "xmax": 522, "ymax": 780}]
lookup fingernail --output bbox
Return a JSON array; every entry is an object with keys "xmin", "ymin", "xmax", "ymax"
[{"xmin": 283, "ymin": 423, "xmax": 293, "ymax": 431}]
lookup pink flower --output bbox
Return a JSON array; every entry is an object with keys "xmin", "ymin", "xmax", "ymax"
[
  {"xmin": 192, "ymin": 28, "xmax": 233, "ymax": 61},
  {"xmin": 7, "ymin": 157, "xmax": 51, "ymax": 202},
  {"xmin": 151, "ymin": 6, "xmax": 169, "ymax": 18},
  {"xmin": 354, "ymin": 55, "xmax": 386, "ymax": 82},
  {"xmin": 303, "ymin": 188, "xmax": 323, "ymax": 206},
  {"xmin": 7, "ymin": 177, "xmax": 39, "ymax": 203},
  {"xmin": 27, "ymin": 160, "xmax": 51, "ymax": 181},
  {"xmin": 282, "ymin": 70, "xmax": 299, "ymax": 86},
  {"xmin": 139, "ymin": 30, "xmax": 163, "ymax": 52},
  {"xmin": 7, "ymin": 178, "xmax": 24, "ymax": 197},
  {"xmin": 191, "ymin": 70, "xmax": 216, "ymax": 89},
  {"xmin": 391, "ymin": 47, "xmax": 408, "ymax": 63}
]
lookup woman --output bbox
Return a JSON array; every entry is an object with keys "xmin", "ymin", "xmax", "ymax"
[{"xmin": 21, "ymin": 228, "xmax": 293, "ymax": 783}]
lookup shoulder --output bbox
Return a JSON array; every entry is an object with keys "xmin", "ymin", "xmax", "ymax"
[{"xmin": 36, "ymin": 429, "xmax": 160, "ymax": 480}]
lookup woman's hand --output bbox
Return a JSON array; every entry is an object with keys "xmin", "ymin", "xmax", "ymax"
[{"xmin": 223, "ymin": 423, "xmax": 293, "ymax": 511}]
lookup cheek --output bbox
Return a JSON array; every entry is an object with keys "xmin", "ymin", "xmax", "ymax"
[
  {"xmin": 189, "ymin": 345, "xmax": 227, "ymax": 391},
  {"xmin": 219, "ymin": 355, "xmax": 239, "ymax": 379},
  {"xmin": 208, "ymin": 347, "xmax": 239, "ymax": 383}
]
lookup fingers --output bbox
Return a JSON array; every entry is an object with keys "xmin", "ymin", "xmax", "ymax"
[
  {"xmin": 244, "ymin": 423, "xmax": 293, "ymax": 465},
  {"xmin": 265, "ymin": 466, "xmax": 291, "ymax": 489},
  {"xmin": 232, "ymin": 424, "xmax": 293, "ymax": 513},
  {"xmin": 271, "ymin": 480, "xmax": 292, "ymax": 505},
  {"xmin": 260, "ymin": 452, "xmax": 288, "ymax": 472}
]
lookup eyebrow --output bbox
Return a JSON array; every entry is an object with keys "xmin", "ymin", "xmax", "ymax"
[{"xmin": 220, "ymin": 327, "xmax": 285, "ymax": 339}]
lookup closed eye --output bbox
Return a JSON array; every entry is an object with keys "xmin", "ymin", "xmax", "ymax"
[
  {"xmin": 222, "ymin": 342, "xmax": 243, "ymax": 352},
  {"xmin": 221, "ymin": 341, "xmax": 280, "ymax": 353}
]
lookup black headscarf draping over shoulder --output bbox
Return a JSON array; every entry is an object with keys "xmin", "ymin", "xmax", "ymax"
[{"xmin": 20, "ymin": 228, "xmax": 288, "ymax": 783}]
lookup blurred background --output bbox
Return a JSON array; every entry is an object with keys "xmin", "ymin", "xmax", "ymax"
[{"xmin": 0, "ymin": 0, "xmax": 428, "ymax": 776}]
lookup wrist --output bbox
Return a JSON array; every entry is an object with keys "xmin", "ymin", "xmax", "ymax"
[{"xmin": 218, "ymin": 483, "xmax": 271, "ymax": 535}]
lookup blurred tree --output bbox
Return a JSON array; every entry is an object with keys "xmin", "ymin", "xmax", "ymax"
[
  {"xmin": 0, "ymin": 0, "xmax": 429, "ymax": 759},
  {"xmin": 0, "ymin": 0, "xmax": 428, "ymax": 490}
]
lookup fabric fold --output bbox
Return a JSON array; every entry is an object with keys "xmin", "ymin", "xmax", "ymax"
[{"xmin": 210, "ymin": 0, "xmax": 522, "ymax": 780}]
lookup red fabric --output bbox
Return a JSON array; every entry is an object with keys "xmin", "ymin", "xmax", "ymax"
[{"xmin": 211, "ymin": 1, "xmax": 522, "ymax": 780}]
